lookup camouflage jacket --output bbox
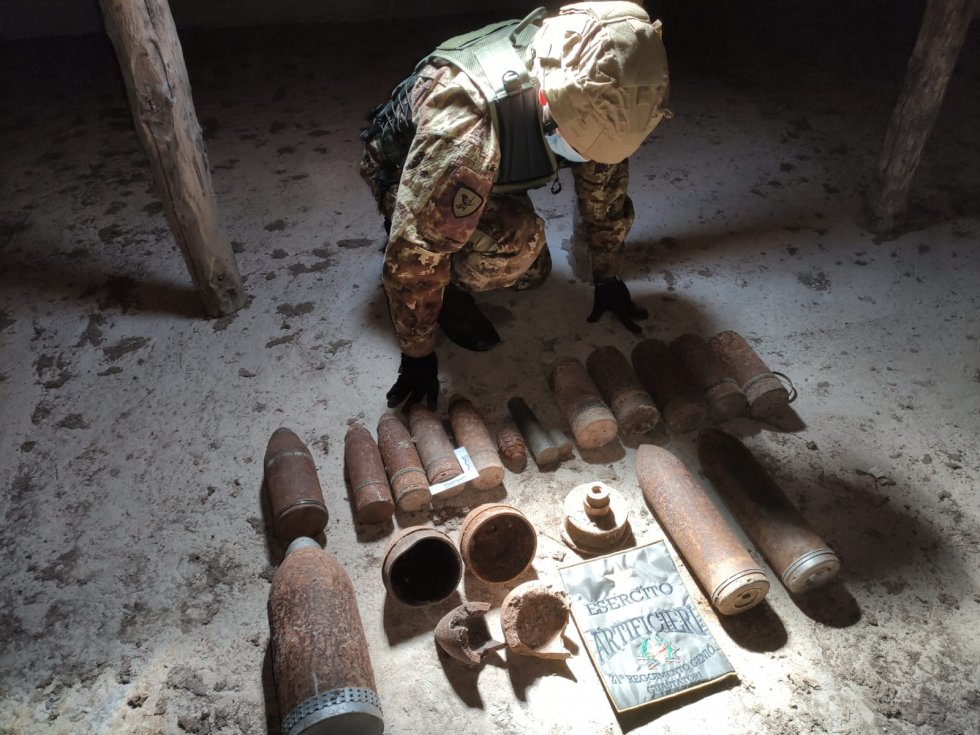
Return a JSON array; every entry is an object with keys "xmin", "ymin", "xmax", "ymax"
[{"xmin": 382, "ymin": 62, "xmax": 635, "ymax": 357}]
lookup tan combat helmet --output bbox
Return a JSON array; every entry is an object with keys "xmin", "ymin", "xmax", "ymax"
[{"xmin": 530, "ymin": 1, "xmax": 671, "ymax": 164}]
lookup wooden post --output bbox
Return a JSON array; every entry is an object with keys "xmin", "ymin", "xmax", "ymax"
[
  {"xmin": 865, "ymin": 0, "xmax": 973, "ymax": 234},
  {"xmin": 98, "ymin": 0, "xmax": 245, "ymax": 317}
]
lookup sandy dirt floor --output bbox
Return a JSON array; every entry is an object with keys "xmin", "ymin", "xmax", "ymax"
[{"xmin": 1, "ymin": 3, "xmax": 978, "ymax": 734}]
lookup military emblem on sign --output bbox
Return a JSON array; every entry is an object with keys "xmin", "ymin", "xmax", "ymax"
[
  {"xmin": 638, "ymin": 636, "xmax": 682, "ymax": 669},
  {"xmin": 452, "ymin": 186, "xmax": 483, "ymax": 218}
]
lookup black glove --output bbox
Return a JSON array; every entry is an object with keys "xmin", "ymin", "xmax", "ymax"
[
  {"xmin": 386, "ymin": 352, "xmax": 439, "ymax": 411},
  {"xmin": 586, "ymin": 277, "xmax": 649, "ymax": 334}
]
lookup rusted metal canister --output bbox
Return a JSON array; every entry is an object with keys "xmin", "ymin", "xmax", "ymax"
[
  {"xmin": 697, "ymin": 428, "xmax": 841, "ymax": 593},
  {"xmin": 669, "ymin": 333, "xmax": 748, "ymax": 422},
  {"xmin": 376, "ymin": 412, "xmax": 431, "ymax": 512},
  {"xmin": 448, "ymin": 395, "xmax": 504, "ymax": 490},
  {"xmin": 547, "ymin": 357, "xmax": 618, "ymax": 449},
  {"xmin": 459, "ymin": 504, "xmax": 537, "ymax": 584},
  {"xmin": 561, "ymin": 481, "xmax": 631, "ymax": 555},
  {"xmin": 407, "ymin": 404, "xmax": 462, "ymax": 489},
  {"xmin": 708, "ymin": 331, "xmax": 789, "ymax": 420},
  {"xmin": 585, "ymin": 345, "xmax": 661, "ymax": 435},
  {"xmin": 630, "ymin": 338, "xmax": 708, "ymax": 434},
  {"xmin": 343, "ymin": 423, "xmax": 395, "ymax": 524},
  {"xmin": 635, "ymin": 444, "xmax": 770, "ymax": 615},
  {"xmin": 263, "ymin": 428, "xmax": 329, "ymax": 543},
  {"xmin": 496, "ymin": 424, "xmax": 528, "ymax": 473},
  {"xmin": 269, "ymin": 538, "xmax": 384, "ymax": 735},
  {"xmin": 381, "ymin": 526, "xmax": 463, "ymax": 606},
  {"xmin": 507, "ymin": 397, "xmax": 560, "ymax": 467}
]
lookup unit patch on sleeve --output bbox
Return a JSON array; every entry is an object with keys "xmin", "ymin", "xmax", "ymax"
[{"xmin": 453, "ymin": 186, "xmax": 484, "ymax": 218}]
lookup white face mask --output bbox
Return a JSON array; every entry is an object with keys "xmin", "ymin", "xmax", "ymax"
[{"xmin": 545, "ymin": 128, "xmax": 589, "ymax": 163}]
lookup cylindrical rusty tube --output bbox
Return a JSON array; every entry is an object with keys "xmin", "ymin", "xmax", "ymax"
[
  {"xmin": 635, "ymin": 444, "xmax": 769, "ymax": 615},
  {"xmin": 630, "ymin": 339, "xmax": 708, "ymax": 434},
  {"xmin": 449, "ymin": 396, "xmax": 504, "ymax": 490},
  {"xmin": 269, "ymin": 538, "xmax": 384, "ymax": 735},
  {"xmin": 507, "ymin": 396, "xmax": 560, "ymax": 467},
  {"xmin": 586, "ymin": 345, "xmax": 661, "ymax": 435},
  {"xmin": 459, "ymin": 503, "xmax": 537, "ymax": 584},
  {"xmin": 376, "ymin": 412, "xmax": 431, "ymax": 512},
  {"xmin": 407, "ymin": 404, "xmax": 462, "ymax": 488},
  {"xmin": 669, "ymin": 334, "xmax": 748, "ymax": 422},
  {"xmin": 263, "ymin": 428, "xmax": 329, "ymax": 543},
  {"xmin": 547, "ymin": 357, "xmax": 618, "ymax": 449},
  {"xmin": 708, "ymin": 331, "xmax": 789, "ymax": 420},
  {"xmin": 496, "ymin": 424, "xmax": 528, "ymax": 473},
  {"xmin": 343, "ymin": 424, "xmax": 395, "ymax": 524},
  {"xmin": 381, "ymin": 526, "xmax": 463, "ymax": 606},
  {"xmin": 697, "ymin": 428, "xmax": 840, "ymax": 593}
]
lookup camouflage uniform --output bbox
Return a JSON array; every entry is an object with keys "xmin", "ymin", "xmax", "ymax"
[{"xmin": 360, "ymin": 61, "xmax": 636, "ymax": 358}]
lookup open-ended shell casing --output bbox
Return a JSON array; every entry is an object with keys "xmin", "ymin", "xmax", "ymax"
[
  {"xmin": 697, "ymin": 428, "xmax": 841, "ymax": 593},
  {"xmin": 381, "ymin": 526, "xmax": 463, "ymax": 607},
  {"xmin": 448, "ymin": 396, "xmax": 504, "ymax": 490},
  {"xmin": 269, "ymin": 538, "xmax": 383, "ymax": 735},
  {"xmin": 263, "ymin": 428, "xmax": 329, "ymax": 543},
  {"xmin": 547, "ymin": 356, "xmax": 618, "ymax": 449},
  {"xmin": 635, "ymin": 444, "xmax": 770, "ymax": 615},
  {"xmin": 343, "ymin": 424, "xmax": 395, "ymax": 524},
  {"xmin": 631, "ymin": 338, "xmax": 708, "ymax": 434},
  {"xmin": 434, "ymin": 601, "xmax": 506, "ymax": 666},
  {"xmin": 376, "ymin": 412, "xmax": 431, "ymax": 512},
  {"xmin": 586, "ymin": 345, "xmax": 661, "ymax": 435},
  {"xmin": 501, "ymin": 581, "xmax": 572, "ymax": 659},
  {"xmin": 459, "ymin": 504, "xmax": 537, "ymax": 584},
  {"xmin": 708, "ymin": 331, "xmax": 789, "ymax": 420},
  {"xmin": 669, "ymin": 333, "xmax": 748, "ymax": 422},
  {"xmin": 408, "ymin": 404, "xmax": 462, "ymax": 489}
]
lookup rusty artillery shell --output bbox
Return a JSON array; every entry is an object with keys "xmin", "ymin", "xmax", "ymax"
[
  {"xmin": 382, "ymin": 526, "xmax": 463, "ymax": 606},
  {"xmin": 697, "ymin": 429, "xmax": 841, "ymax": 593},
  {"xmin": 376, "ymin": 412, "xmax": 431, "ymax": 512},
  {"xmin": 669, "ymin": 333, "xmax": 748, "ymax": 422},
  {"xmin": 547, "ymin": 357, "xmax": 618, "ymax": 449},
  {"xmin": 631, "ymin": 339, "xmax": 708, "ymax": 434},
  {"xmin": 507, "ymin": 397, "xmax": 560, "ymax": 467},
  {"xmin": 459, "ymin": 503, "xmax": 537, "ymax": 584},
  {"xmin": 269, "ymin": 538, "xmax": 384, "ymax": 735},
  {"xmin": 408, "ymin": 404, "xmax": 462, "ymax": 490},
  {"xmin": 635, "ymin": 445, "xmax": 770, "ymax": 615},
  {"xmin": 585, "ymin": 345, "xmax": 661, "ymax": 435},
  {"xmin": 449, "ymin": 396, "xmax": 504, "ymax": 490},
  {"xmin": 708, "ymin": 331, "xmax": 789, "ymax": 420},
  {"xmin": 263, "ymin": 428, "xmax": 329, "ymax": 543},
  {"xmin": 343, "ymin": 423, "xmax": 395, "ymax": 524},
  {"xmin": 496, "ymin": 424, "xmax": 527, "ymax": 473}
]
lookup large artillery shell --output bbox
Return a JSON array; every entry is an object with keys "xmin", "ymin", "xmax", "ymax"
[
  {"xmin": 263, "ymin": 428, "xmax": 329, "ymax": 543},
  {"xmin": 496, "ymin": 424, "xmax": 528, "ymax": 473},
  {"xmin": 708, "ymin": 331, "xmax": 789, "ymax": 420},
  {"xmin": 343, "ymin": 424, "xmax": 395, "ymax": 524},
  {"xmin": 448, "ymin": 396, "xmax": 504, "ymax": 490},
  {"xmin": 376, "ymin": 412, "xmax": 431, "ymax": 512},
  {"xmin": 459, "ymin": 503, "xmax": 537, "ymax": 584},
  {"xmin": 408, "ymin": 404, "xmax": 462, "ymax": 490},
  {"xmin": 269, "ymin": 538, "xmax": 384, "ymax": 735},
  {"xmin": 635, "ymin": 445, "xmax": 770, "ymax": 615},
  {"xmin": 547, "ymin": 357, "xmax": 618, "ymax": 449},
  {"xmin": 381, "ymin": 526, "xmax": 463, "ymax": 606},
  {"xmin": 585, "ymin": 345, "xmax": 661, "ymax": 435},
  {"xmin": 697, "ymin": 429, "xmax": 840, "ymax": 593},
  {"xmin": 669, "ymin": 334, "xmax": 748, "ymax": 422},
  {"xmin": 631, "ymin": 339, "xmax": 708, "ymax": 434},
  {"xmin": 507, "ymin": 397, "xmax": 560, "ymax": 467}
]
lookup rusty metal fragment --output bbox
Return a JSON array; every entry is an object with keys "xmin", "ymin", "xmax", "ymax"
[
  {"xmin": 376, "ymin": 412, "xmax": 431, "ymax": 512},
  {"xmin": 263, "ymin": 428, "xmax": 329, "ymax": 543},
  {"xmin": 343, "ymin": 423, "xmax": 395, "ymax": 524},
  {"xmin": 635, "ymin": 444, "xmax": 770, "ymax": 615},
  {"xmin": 459, "ymin": 503, "xmax": 537, "ymax": 584},
  {"xmin": 268, "ymin": 538, "xmax": 384, "ymax": 735},
  {"xmin": 434, "ymin": 601, "xmax": 505, "ymax": 666},
  {"xmin": 501, "ymin": 581, "xmax": 572, "ymax": 659},
  {"xmin": 547, "ymin": 356, "xmax": 619, "ymax": 449}
]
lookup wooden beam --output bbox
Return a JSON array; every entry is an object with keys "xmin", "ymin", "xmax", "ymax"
[
  {"xmin": 865, "ymin": 0, "xmax": 973, "ymax": 234},
  {"xmin": 98, "ymin": 0, "xmax": 245, "ymax": 317}
]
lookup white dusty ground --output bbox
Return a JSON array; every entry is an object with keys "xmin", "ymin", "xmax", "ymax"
[{"xmin": 1, "ymin": 4, "xmax": 979, "ymax": 734}]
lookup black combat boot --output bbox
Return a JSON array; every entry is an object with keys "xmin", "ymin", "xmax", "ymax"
[{"xmin": 437, "ymin": 283, "xmax": 500, "ymax": 351}]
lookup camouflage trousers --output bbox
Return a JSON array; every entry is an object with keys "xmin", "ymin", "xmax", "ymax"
[{"xmin": 359, "ymin": 142, "xmax": 552, "ymax": 292}]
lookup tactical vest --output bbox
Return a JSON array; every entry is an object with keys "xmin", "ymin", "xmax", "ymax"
[{"xmin": 362, "ymin": 9, "xmax": 557, "ymax": 194}]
